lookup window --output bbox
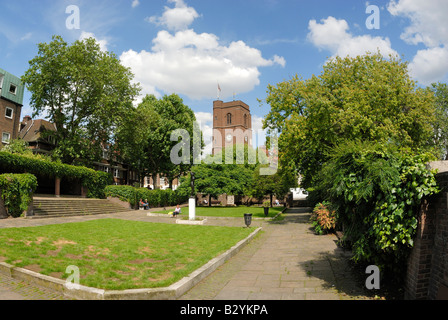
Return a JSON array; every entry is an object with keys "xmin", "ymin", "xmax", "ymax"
[
  {"xmin": 47, "ymin": 135, "xmax": 56, "ymax": 145},
  {"xmin": 2, "ymin": 132, "xmax": 11, "ymax": 144},
  {"xmin": 226, "ymin": 113, "xmax": 232, "ymax": 125},
  {"xmin": 9, "ymin": 84, "xmax": 17, "ymax": 95},
  {"xmin": 5, "ymin": 107, "xmax": 13, "ymax": 119},
  {"xmin": 113, "ymin": 168, "xmax": 120, "ymax": 178},
  {"xmin": 244, "ymin": 114, "xmax": 247, "ymax": 127}
]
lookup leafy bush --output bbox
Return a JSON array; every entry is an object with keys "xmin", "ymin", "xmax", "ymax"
[
  {"xmin": 311, "ymin": 140, "xmax": 439, "ymax": 280},
  {"xmin": 0, "ymin": 151, "xmax": 111, "ymax": 198},
  {"xmin": 0, "ymin": 173, "xmax": 37, "ymax": 218},
  {"xmin": 104, "ymin": 185, "xmax": 138, "ymax": 206},
  {"xmin": 310, "ymin": 202, "xmax": 336, "ymax": 235},
  {"xmin": 104, "ymin": 185, "xmax": 188, "ymax": 208}
]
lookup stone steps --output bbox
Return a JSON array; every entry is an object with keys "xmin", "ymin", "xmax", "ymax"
[{"xmin": 29, "ymin": 197, "xmax": 132, "ymax": 219}]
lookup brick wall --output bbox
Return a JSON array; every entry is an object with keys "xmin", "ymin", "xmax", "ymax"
[
  {"xmin": 0, "ymin": 98, "xmax": 22, "ymax": 146},
  {"xmin": 405, "ymin": 171, "xmax": 448, "ymax": 300}
]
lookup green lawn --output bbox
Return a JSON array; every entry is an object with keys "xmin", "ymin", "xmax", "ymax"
[
  {"xmin": 154, "ymin": 205, "xmax": 284, "ymax": 218},
  {"xmin": 0, "ymin": 219, "xmax": 255, "ymax": 290}
]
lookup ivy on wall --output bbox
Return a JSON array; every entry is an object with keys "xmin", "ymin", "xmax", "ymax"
[{"xmin": 0, "ymin": 152, "xmax": 112, "ymax": 198}]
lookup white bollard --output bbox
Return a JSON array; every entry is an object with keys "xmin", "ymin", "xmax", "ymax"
[{"xmin": 189, "ymin": 197, "xmax": 196, "ymax": 221}]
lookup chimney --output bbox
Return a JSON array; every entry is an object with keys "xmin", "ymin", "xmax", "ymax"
[{"xmin": 20, "ymin": 115, "xmax": 32, "ymax": 131}]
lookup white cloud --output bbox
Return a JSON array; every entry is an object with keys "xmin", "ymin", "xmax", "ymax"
[
  {"xmin": 387, "ymin": 0, "xmax": 448, "ymax": 85},
  {"xmin": 307, "ymin": 16, "xmax": 398, "ymax": 59},
  {"xmin": 121, "ymin": 1, "xmax": 285, "ymax": 101},
  {"xmin": 132, "ymin": 0, "xmax": 140, "ymax": 8},
  {"xmin": 408, "ymin": 46, "xmax": 448, "ymax": 85},
  {"xmin": 147, "ymin": 0, "xmax": 200, "ymax": 31},
  {"xmin": 79, "ymin": 31, "xmax": 108, "ymax": 52},
  {"xmin": 388, "ymin": 0, "xmax": 448, "ymax": 47}
]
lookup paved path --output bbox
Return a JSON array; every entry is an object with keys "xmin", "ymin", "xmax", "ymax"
[
  {"xmin": 0, "ymin": 207, "xmax": 373, "ymax": 300},
  {"xmin": 179, "ymin": 208, "xmax": 371, "ymax": 300}
]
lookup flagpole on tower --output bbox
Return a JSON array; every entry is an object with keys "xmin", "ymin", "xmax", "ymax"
[{"xmin": 217, "ymin": 83, "xmax": 221, "ymax": 100}]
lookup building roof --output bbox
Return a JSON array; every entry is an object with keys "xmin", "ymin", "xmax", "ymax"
[
  {"xmin": 0, "ymin": 68, "xmax": 24, "ymax": 106},
  {"xmin": 19, "ymin": 117, "xmax": 57, "ymax": 143}
]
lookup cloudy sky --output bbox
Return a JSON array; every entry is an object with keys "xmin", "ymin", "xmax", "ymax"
[{"xmin": 1, "ymin": 0, "xmax": 448, "ymax": 154}]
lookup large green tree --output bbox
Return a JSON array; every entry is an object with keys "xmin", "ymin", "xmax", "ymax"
[
  {"xmin": 22, "ymin": 35, "xmax": 140, "ymax": 165},
  {"xmin": 431, "ymin": 82, "xmax": 448, "ymax": 159},
  {"xmin": 262, "ymin": 52, "xmax": 436, "ymax": 189},
  {"xmin": 120, "ymin": 94, "xmax": 200, "ymax": 188}
]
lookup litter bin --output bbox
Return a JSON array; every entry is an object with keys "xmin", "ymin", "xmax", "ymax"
[{"xmin": 244, "ymin": 213, "xmax": 252, "ymax": 228}]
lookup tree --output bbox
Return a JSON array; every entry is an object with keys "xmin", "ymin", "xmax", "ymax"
[
  {"xmin": 262, "ymin": 52, "xmax": 436, "ymax": 189},
  {"xmin": 177, "ymin": 145, "xmax": 256, "ymax": 206},
  {"xmin": 248, "ymin": 165, "xmax": 294, "ymax": 206},
  {"xmin": 22, "ymin": 35, "xmax": 140, "ymax": 165},
  {"xmin": 430, "ymin": 82, "xmax": 448, "ymax": 159},
  {"xmin": 114, "ymin": 102, "xmax": 159, "ymax": 185},
  {"xmin": 127, "ymin": 94, "xmax": 199, "ymax": 188}
]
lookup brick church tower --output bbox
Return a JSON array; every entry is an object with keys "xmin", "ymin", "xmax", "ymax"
[{"xmin": 212, "ymin": 100, "xmax": 252, "ymax": 155}]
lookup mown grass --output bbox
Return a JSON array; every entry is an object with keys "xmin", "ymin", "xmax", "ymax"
[
  {"xmin": 0, "ymin": 219, "xmax": 254, "ymax": 290},
  {"xmin": 155, "ymin": 205, "xmax": 284, "ymax": 218}
]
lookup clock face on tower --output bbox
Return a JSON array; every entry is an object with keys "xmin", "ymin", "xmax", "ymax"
[{"xmin": 226, "ymin": 134, "xmax": 232, "ymax": 142}]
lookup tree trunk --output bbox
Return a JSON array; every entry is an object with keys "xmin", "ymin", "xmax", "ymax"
[{"xmin": 209, "ymin": 194, "xmax": 212, "ymax": 207}]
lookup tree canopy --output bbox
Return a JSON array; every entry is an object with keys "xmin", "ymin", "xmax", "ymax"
[
  {"xmin": 22, "ymin": 35, "xmax": 140, "ymax": 165},
  {"xmin": 116, "ymin": 94, "xmax": 200, "ymax": 188},
  {"xmin": 263, "ymin": 52, "xmax": 436, "ymax": 189}
]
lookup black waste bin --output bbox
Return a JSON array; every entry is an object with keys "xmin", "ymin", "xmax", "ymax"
[{"xmin": 244, "ymin": 213, "xmax": 252, "ymax": 227}]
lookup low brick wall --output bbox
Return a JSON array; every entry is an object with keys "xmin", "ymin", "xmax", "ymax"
[{"xmin": 405, "ymin": 170, "xmax": 448, "ymax": 300}]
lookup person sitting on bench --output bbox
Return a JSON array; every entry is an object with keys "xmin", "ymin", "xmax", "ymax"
[{"xmin": 140, "ymin": 199, "xmax": 149, "ymax": 210}]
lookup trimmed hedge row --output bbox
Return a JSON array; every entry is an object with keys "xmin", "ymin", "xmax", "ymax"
[
  {"xmin": 0, "ymin": 152, "xmax": 112, "ymax": 198},
  {"xmin": 104, "ymin": 185, "xmax": 188, "ymax": 208},
  {"xmin": 0, "ymin": 173, "xmax": 37, "ymax": 218}
]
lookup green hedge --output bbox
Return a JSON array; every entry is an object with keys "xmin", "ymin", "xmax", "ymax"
[
  {"xmin": 104, "ymin": 185, "xmax": 188, "ymax": 208},
  {"xmin": 0, "ymin": 152, "xmax": 112, "ymax": 198},
  {"xmin": 0, "ymin": 173, "xmax": 37, "ymax": 218}
]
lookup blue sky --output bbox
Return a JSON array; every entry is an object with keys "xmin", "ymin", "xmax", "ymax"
[{"xmin": 1, "ymin": 0, "xmax": 448, "ymax": 153}]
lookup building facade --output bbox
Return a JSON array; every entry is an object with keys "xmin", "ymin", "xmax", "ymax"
[
  {"xmin": 212, "ymin": 99, "xmax": 252, "ymax": 155},
  {"xmin": 0, "ymin": 68, "xmax": 24, "ymax": 147}
]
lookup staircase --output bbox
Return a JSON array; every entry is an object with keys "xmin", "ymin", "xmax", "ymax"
[{"xmin": 29, "ymin": 197, "xmax": 133, "ymax": 219}]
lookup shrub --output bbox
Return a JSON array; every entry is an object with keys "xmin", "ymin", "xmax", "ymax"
[
  {"xmin": 104, "ymin": 185, "xmax": 188, "ymax": 208},
  {"xmin": 104, "ymin": 185, "xmax": 138, "ymax": 206},
  {"xmin": 0, "ymin": 173, "xmax": 37, "ymax": 218},
  {"xmin": 310, "ymin": 202, "xmax": 336, "ymax": 235},
  {"xmin": 310, "ymin": 140, "xmax": 439, "ymax": 281}
]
